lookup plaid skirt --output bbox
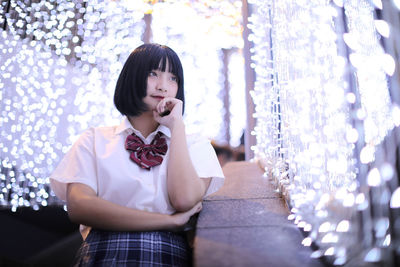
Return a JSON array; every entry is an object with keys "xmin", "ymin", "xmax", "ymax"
[{"xmin": 73, "ymin": 229, "xmax": 191, "ymax": 267}]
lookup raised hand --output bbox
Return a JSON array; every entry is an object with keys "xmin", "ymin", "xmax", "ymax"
[{"xmin": 153, "ymin": 97, "xmax": 184, "ymax": 129}]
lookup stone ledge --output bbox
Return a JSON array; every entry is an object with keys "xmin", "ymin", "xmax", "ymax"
[
  {"xmin": 205, "ymin": 161, "xmax": 281, "ymax": 200},
  {"xmin": 193, "ymin": 161, "xmax": 324, "ymax": 267},
  {"xmin": 195, "ymin": 225, "xmax": 321, "ymax": 267},
  {"xmin": 198, "ymin": 198, "xmax": 289, "ymax": 228}
]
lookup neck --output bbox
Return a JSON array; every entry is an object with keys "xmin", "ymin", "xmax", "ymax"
[{"xmin": 128, "ymin": 112, "xmax": 159, "ymax": 138}]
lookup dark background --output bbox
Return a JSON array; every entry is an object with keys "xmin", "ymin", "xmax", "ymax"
[{"xmin": 0, "ymin": 206, "xmax": 81, "ymax": 267}]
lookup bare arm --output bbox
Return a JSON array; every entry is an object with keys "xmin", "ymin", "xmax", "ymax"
[
  {"xmin": 154, "ymin": 98, "xmax": 211, "ymax": 212},
  {"xmin": 167, "ymin": 120, "xmax": 211, "ymax": 211},
  {"xmin": 66, "ymin": 183, "xmax": 202, "ymax": 231}
]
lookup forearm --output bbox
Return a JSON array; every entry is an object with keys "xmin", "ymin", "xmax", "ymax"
[
  {"xmin": 67, "ymin": 185, "xmax": 177, "ymax": 231},
  {"xmin": 167, "ymin": 121, "xmax": 206, "ymax": 211},
  {"xmin": 154, "ymin": 98, "xmax": 209, "ymax": 211}
]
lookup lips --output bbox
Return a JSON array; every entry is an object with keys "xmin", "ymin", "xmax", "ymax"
[{"xmin": 152, "ymin": 95, "xmax": 164, "ymax": 101}]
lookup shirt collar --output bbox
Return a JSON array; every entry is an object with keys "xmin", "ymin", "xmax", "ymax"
[{"xmin": 115, "ymin": 116, "xmax": 171, "ymax": 139}]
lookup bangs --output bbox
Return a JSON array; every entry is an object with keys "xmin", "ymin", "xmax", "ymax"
[{"xmin": 148, "ymin": 48, "xmax": 182, "ymax": 82}]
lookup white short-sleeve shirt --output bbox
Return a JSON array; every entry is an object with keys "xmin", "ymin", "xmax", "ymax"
[{"xmin": 50, "ymin": 117, "xmax": 225, "ymax": 237}]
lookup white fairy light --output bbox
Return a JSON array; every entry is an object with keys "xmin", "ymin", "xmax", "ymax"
[
  {"xmin": 364, "ymin": 248, "xmax": 381, "ymax": 262},
  {"xmin": 383, "ymin": 235, "xmax": 391, "ymax": 246},
  {"xmin": 336, "ymin": 220, "xmax": 350, "ymax": 232},
  {"xmin": 346, "ymin": 128, "xmax": 359, "ymax": 143},
  {"xmin": 304, "ymin": 223, "xmax": 312, "ymax": 232},
  {"xmin": 381, "ymin": 53, "xmax": 396, "ymax": 76},
  {"xmin": 360, "ymin": 145, "xmax": 376, "ymax": 164},
  {"xmin": 372, "ymin": 0, "xmax": 383, "ymax": 9},
  {"xmin": 374, "ymin": 20, "xmax": 390, "ymax": 38},
  {"xmin": 390, "ymin": 188, "xmax": 400, "ymax": 208},
  {"xmin": 319, "ymin": 222, "xmax": 332, "ymax": 233},
  {"xmin": 343, "ymin": 193, "xmax": 355, "ymax": 207},
  {"xmin": 321, "ymin": 232, "xmax": 339, "ymax": 244},
  {"xmin": 249, "ymin": 0, "xmax": 399, "ymax": 265},
  {"xmin": 333, "ymin": 0, "xmax": 344, "ymax": 7},
  {"xmin": 345, "ymin": 0, "xmax": 394, "ymax": 145},
  {"xmin": 302, "ymin": 237, "xmax": 312, "ymax": 247},
  {"xmin": 394, "ymin": 0, "xmax": 400, "ymax": 10},
  {"xmin": 393, "ymin": 105, "xmax": 400, "ymax": 126},
  {"xmin": 0, "ymin": 0, "xmax": 244, "ymax": 211},
  {"xmin": 325, "ymin": 247, "xmax": 335, "ymax": 256},
  {"xmin": 380, "ymin": 163, "xmax": 394, "ymax": 181},
  {"xmin": 367, "ymin": 168, "xmax": 382, "ymax": 187}
]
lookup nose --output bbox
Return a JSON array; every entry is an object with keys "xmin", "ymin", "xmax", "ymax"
[
  {"xmin": 157, "ymin": 75, "xmax": 168, "ymax": 92},
  {"xmin": 157, "ymin": 86, "xmax": 167, "ymax": 92}
]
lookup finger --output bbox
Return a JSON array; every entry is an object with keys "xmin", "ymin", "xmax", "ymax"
[
  {"xmin": 186, "ymin": 203, "xmax": 199, "ymax": 216},
  {"xmin": 153, "ymin": 110, "xmax": 162, "ymax": 122},
  {"xmin": 159, "ymin": 99, "xmax": 177, "ymax": 115},
  {"xmin": 156, "ymin": 100, "xmax": 164, "ymax": 114},
  {"xmin": 193, "ymin": 202, "xmax": 202, "ymax": 213},
  {"xmin": 165, "ymin": 99, "xmax": 182, "ymax": 114},
  {"xmin": 166, "ymin": 100, "xmax": 175, "ymax": 110},
  {"xmin": 157, "ymin": 100, "xmax": 167, "ymax": 114},
  {"xmin": 164, "ymin": 98, "xmax": 178, "ymax": 107}
]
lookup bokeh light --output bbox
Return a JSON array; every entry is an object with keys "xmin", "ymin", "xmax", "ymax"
[
  {"xmin": 0, "ymin": 0, "xmax": 245, "ymax": 211},
  {"xmin": 249, "ymin": 0, "xmax": 399, "ymax": 265}
]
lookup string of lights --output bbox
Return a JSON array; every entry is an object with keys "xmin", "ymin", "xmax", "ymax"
[
  {"xmin": 249, "ymin": 0, "xmax": 400, "ymax": 265},
  {"xmin": 0, "ymin": 0, "xmax": 245, "ymax": 211}
]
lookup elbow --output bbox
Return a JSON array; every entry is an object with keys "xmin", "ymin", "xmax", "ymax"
[
  {"xmin": 66, "ymin": 183, "xmax": 98, "ymax": 225},
  {"xmin": 169, "ymin": 179, "xmax": 208, "ymax": 212},
  {"xmin": 66, "ymin": 199, "xmax": 82, "ymax": 224},
  {"xmin": 170, "ymin": 195, "xmax": 200, "ymax": 212},
  {"xmin": 66, "ymin": 194, "xmax": 90, "ymax": 225}
]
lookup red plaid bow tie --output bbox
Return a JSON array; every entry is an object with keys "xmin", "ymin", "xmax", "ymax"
[{"xmin": 125, "ymin": 131, "xmax": 168, "ymax": 170}]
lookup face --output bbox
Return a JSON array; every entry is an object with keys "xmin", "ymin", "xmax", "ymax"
[{"xmin": 142, "ymin": 60, "xmax": 179, "ymax": 112}]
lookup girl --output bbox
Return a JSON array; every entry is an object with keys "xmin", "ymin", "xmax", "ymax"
[{"xmin": 50, "ymin": 43, "xmax": 224, "ymax": 266}]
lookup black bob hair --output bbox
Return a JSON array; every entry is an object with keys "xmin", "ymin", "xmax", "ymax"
[{"xmin": 114, "ymin": 43, "xmax": 184, "ymax": 116}]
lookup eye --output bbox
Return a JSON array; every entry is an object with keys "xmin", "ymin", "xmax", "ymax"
[
  {"xmin": 148, "ymin": 71, "xmax": 157, "ymax": 77},
  {"xmin": 170, "ymin": 75, "xmax": 178, "ymax": 82}
]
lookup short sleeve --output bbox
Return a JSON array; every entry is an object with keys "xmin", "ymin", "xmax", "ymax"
[
  {"xmin": 50, "ymin": 128, "xmax": 98, "ymax": 201},
  {"xmin": 187, "ymin": 135, "xmax": 225, "ymax": 197}
]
